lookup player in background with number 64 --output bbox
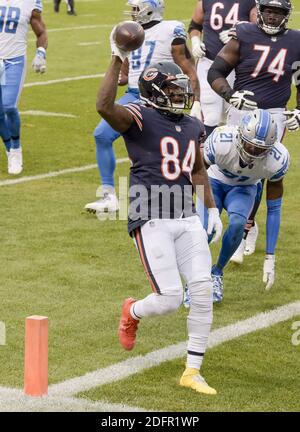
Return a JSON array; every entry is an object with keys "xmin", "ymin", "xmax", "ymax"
[
  {"xmin": 85, "ymin": 0, "xmax": 202, "ymax": 215},
  {"xmin": 0, "ymin": 0, "xmax": 48, "ymax": 176}
]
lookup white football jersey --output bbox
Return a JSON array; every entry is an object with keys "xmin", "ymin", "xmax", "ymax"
[
  {"xmin": 128, "ymin": 20, "xmax": 187, "ymax": 89},
  {"xmin": 0, "ymin": 0, "xmax": 42, "ymax": 59},
  {"xmin": 204, "ymin": 126, "xmax": 290, "ymax": 186}
]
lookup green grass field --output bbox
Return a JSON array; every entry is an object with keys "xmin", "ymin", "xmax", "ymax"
[{"xmin": 0, "ymin": 0, "xmax": 299, "ymax": 412}]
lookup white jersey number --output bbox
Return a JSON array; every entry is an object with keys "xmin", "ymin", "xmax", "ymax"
[
  {"xmin": 160, "ymin": 137, "xmax": 196, "ymax": 181},
  {"xmin": 0, "ymin": 6, "xmax": 20, "ymax": 34},
  {"xmin": 251, "ymin": 45, "xmax": 287, "ymax": 82},
  {"xmin": 210, "ymin": 2, "xmax": 239, "ymax": 31}
]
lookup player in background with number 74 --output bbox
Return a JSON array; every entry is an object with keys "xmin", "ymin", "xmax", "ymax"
[
  {"xmin": 85, "ymin": 0, "xmax": 201, "ymax": 214},
  {"xmin": 0, "ymin": 0, "xmax": 48, "ymax": 175},
  {"xmin": 206, "ymin": 0, "xmax": 300, "ymax": 265}
]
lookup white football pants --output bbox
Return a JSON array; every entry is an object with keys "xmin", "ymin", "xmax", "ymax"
[
  {"xmin": 197, "ymin": 56, "xmax": 235, "ymax": 127},
  {"xmin": 132, "ymin": 215, "xmax": 213, "ymax": 364}
]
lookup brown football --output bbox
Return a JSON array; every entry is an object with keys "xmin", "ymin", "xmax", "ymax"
[{"xmin": 114, "ymin": 21, "xmax": 145, "ymax": 51}]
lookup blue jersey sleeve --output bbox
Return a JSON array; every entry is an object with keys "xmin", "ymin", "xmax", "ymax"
[
  {"xmin": 34, "ymin": 0, "xmax": 43, "ymax": 12},
  {"xmin": 269, "ymin": 150, "xmax": 290, "ymax": 182},
  {"xmin": 172, "ymin": 23, "xmax": 187, "ymax": 42}
]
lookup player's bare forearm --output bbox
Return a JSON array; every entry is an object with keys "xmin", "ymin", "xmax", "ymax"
[
  {"xmin": 119, "ymin": 58, "xmax": 129, "ymax": 86},
  {"xmin": 30, "ymin": 11, "xmax": 48, "ymax": 49},
  {"xmin": 207, "ymin": 40, "xmax": 240, "ymax": 100},
  {"xmin": 192, "ymin": 147, "xmax": 216, "ymax": 209},
  {"xmin": 96, "ymin": 56, "xmax": 133, "ymax": 133},
  {"xmin": 188, "ymin": 0, "xmax": 204, "ymax": 38},
  {"xmin": 266, "ymin": 179, "xmax": 283, "ymax": 200},
  {"xmin": 172, "ymin": 45, "xmax": 200, "ymax": 101}
]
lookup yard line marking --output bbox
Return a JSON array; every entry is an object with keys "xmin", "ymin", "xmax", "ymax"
[
  {"xmin": 78, "ymin": 41, "xmax": 102, "ymax": 46},
  {"xmin": 48, "ymin": 24, "xmax": 112, "ymax": 33},
  {"xmin": 24, "ymin": 74, "xmax": 104, "ymax": 88},
  {"xmin": 49, "ymin": 301, "xmax": 300, "ymax": 397},
  {"xmin": 0, "ymin": 158, "xmax": 129, "ymax": 187},
  {"xmin": 0, "ymin": 387, "xmax": 147, "ymax": 412},
  {"xmin": 20, "ymin": 110, "xmax": 77, "ymax": 118}
]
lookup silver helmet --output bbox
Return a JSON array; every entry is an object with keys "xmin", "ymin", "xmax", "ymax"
[
  {"xmin": 237, "ymin": 109, "xmax": 277, "ymax": 164},
  {"xmin": 125, "ymin": 0, "xmax": 165, "ymax": 25}
]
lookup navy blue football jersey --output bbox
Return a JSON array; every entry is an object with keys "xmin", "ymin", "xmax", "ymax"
[
  {"xmin": 122, "ymin": 103, "xmax": 205, "ymax": 234},
  {"xmin": 234, "ymin": 22, "xmax": 300, "ymax": 108},
  {"xmin": 202, "ymin": 0, "xmax": 255, "ymax": 60}
]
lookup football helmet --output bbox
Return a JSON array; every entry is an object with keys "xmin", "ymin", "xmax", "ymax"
[
  {"xmin": 138, "ymin": 61, "xmax": 194, "ymax": 115},
  {"xmin": 125, "ymin": 0, "xmax": 165, "ymax": 25},
  {"xmin": 237, "ymin": 109, "xmax": 277, "ymax": 164},
  {"xmin": 256, "ymin": 0, "xmax": 292, "ymax": 35}
]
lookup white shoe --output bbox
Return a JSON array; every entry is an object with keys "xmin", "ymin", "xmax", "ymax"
[
  {"xmin": 244, "ymin": 222, "xmax": 258, "ymax": 256},
  {"xmin": 230, "ymin": 239, "xmax": 246, "ymax": 264},
  {"xmin": 85, "ymin": 192, "xmax": 119, "ymax": 213},
  {"xmin": 7, "ymin": 148, "xmax": 23, "ymax": 175}
]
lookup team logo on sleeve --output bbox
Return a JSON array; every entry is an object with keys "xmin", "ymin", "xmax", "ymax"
[{"xmin": 143, "ymin": 68, "xmax": 159, "ymax": 81}]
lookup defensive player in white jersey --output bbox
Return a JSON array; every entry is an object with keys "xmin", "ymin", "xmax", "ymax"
[
  {"xmin": 202, "ymin": 109, "xmax": 289, "ymax": 302},
  {"xmin": 188, "ymin": 0, "xmax": 257, "ymax": 137},
  {"xmin": 85, "ymin": 0, "xmax": 201, "ymax": 214},
  {"xmin": 0, "ymin": 0, "xmax": 47, "ymax": 175}
]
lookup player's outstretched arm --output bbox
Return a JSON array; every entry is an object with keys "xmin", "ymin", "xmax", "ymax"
[
  {"xmin": 30, "ymin": 10, "xmax": 48, "ymax": 73},
  {"xmin": 263, "ymin": 179, "xmax": 284, "ymax": 290},
  {"xmin": 208, "ymin": 39, "xmax": 257, "ymax": 110},
  {"xmin": 172, "ymin": 43, "xmax": 200, "ymax": 102},
  {"xmin": 192, "ymin": 145, "xmax": 222, "ymax": 243},
  {"xmin": 96, "ymin": 56, "xmax": 134, "ymax": 133}
]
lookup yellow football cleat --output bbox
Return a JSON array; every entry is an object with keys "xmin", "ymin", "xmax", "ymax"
[{"xmin": 180, "ymin": 368, "xmax": 217, "ymax": 395}]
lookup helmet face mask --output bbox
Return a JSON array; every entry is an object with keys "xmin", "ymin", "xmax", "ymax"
[
  {"xmin": 125, "ymin": 0, "xmax": 165, "ymax": 25},
  {"xmin": 256, "ymin": 0, "xmax": 292, "ymax": 35},
  {"xmin": 139, "ymin": 62, "xmax": 194, "ymax": 115},
  {"xmin": 237, "ymin": 110, "xmax": 277, "ymax": 164}
]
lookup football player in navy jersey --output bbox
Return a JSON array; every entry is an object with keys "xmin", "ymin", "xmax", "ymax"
[
  {"xmin": 207, "ymin": 0, "xmax": 298, "ymax": 263},
  {"xmin": 188, "ymin": 0, "xmax": 257, "ymax": 137},
  {"xmin": 94, "ymin": 27, "xmax": 223, "ymax": 394},
  {"xmin": 85, "ymin": 0, "xmax": 202, "ymax": 215}
]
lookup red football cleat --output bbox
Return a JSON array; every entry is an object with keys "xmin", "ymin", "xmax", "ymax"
[{"xmin": 118, "ymin": 298, "xmax": 139, "ymax": 351}]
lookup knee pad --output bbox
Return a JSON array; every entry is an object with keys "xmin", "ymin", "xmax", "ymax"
[
  {"xmin": 188, "ymin": 281, "xmax": 213, "ymax": 322},
  {"xmin": 228, "ymin": 213, "xmax": 247, "ymax": 242},
  {"xmin": 156, "ymin": 293, "xmax": 183, "ymax": 315},
  {"xmin": 94, "ymin": 121, "xmax": 117, "ymax": 147}
]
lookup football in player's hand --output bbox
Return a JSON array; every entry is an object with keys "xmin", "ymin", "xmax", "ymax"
[{"xmin": 114, "ymin": 21, "xmax": 145, "ymax": 51}]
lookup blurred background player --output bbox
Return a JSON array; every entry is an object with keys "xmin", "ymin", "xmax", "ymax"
[
  {"xmin": 188, "ymin": 0, "xmax": 257, "ymax": 137},
  {"xmin": 207, "ymin": 0, "xmax": 298, "ymax": 262},
  {"xmin": 96, "ymin": 25, "xmax": 223, "ymax": 390},
  {"xmin": 85, "ymin": 0, "xmax": 201, "ymax": 214},
  {"xmin": 202, "ymin": 110, "xmax": 289, "ymax": 302},
  {"xmin": 0, "ymin": 85, "xmax": 13, "ymax": 171},
  {"xmin": 54, "ymin": 0, "xmax": 77, "ymax": 16},
  {"xmin": 0, "ymin": 0, "xmax": 48, "ymax": 175}
]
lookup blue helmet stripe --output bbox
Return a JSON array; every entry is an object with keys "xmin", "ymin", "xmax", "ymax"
[{"xmin": 256, "ymin": 110, "xmax": 270, "ymax": 141}]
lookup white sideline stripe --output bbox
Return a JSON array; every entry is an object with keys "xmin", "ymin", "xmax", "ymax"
[
  {"xmin": 20, "ymin": 110, "xmax": 77, "ymax": 118},
  {"xmin": 24, "ymin": 74, "xmax": 104, "ymax": 88},
  {"xmin": 0, "ymin": 158, "xmax": 129, "ymax": 187},
  {"xmin": 49, "ymin": 301, "xmax": 300, "ymax": 397}
]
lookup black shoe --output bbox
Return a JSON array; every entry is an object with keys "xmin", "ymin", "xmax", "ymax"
[{"xmin": 67, "ymin": 10, "xmax": 77, "ymax": 15}]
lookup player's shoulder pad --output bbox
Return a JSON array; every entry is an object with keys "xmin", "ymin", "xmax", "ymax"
[
  {"xmin": 33, "ymin": 0, "xmax": 43, "ymax": 12},
  {"xmin": 204, "ymin": 125, "xmax": 237, "ymax": 165},
  {"xmin": 165, "ymin": 20, "xmax": 187, "ymax": 41},
  {"xmin": 234, "ymin": 21, "xmax": 256, "ymax": 41},
  {"xmin": 124, "ymin": 102, "xmax": 144, "ymax": 131},
  {"xmin": 268, "ymin": 142, "xmax": 290, "ymax": 182}
]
